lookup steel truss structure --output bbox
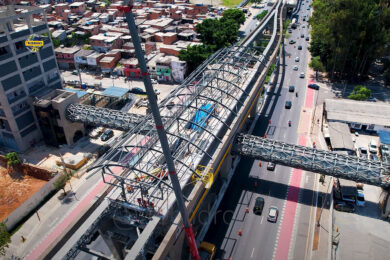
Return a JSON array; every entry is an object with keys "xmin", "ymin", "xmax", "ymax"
[
  {"xmin": 233, "ymin": 134, "xmax": 390, "ymax": 188},
  {"xmin": 85, "ymin": 45, "xmax": 263, "ymax": 220},
  {"xmin": 65, "ymin": 103, "xmax": 153, "ymax": 132}
]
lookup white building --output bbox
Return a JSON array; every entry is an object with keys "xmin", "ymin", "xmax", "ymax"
[
  {"xmin": 324, "ymin": 99, "xmax": 390, "ymax": 133},
  {"xmin": 171, "ymin": 56, "xmax": 186, "ymax": 83}
]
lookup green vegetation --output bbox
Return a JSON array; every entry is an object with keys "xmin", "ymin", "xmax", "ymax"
[
  {"xmin": 256, "ymin": 10, "xmax": 268, "ymax": 20},
  {"xmin": 82, "ymin": 45, "xmax": 92, "ymax": 50},
  {"xmin": 0, "ymin": 223, "xmax": 10, "ymax": 256},
  {"xmin": 222, "ymin": 0, "xmax": 243, "ymax": 7},
  {"xmin": 265, "ymin": 63, "xmax": 276, "ymax": 83},
  {"xmin": 283, "ymin": 19, "xmax": 291, "ymax": 33},
  {"xmin": 221, "ymin": 9, "xmax": 246, "ymax": 25},
  {"xmin": 179, "ymin": 9, "xmax": 245, "ymax": 73},
  {"xmin": 309, "ymin": 0, "xmax": 390, "ymax": 80},
  {"xmin": 179, "ymin": 45, "xmax": 216, "ymax": 73},
  {"xmin": 54, "ymin": 173, "xmax": 70, "ymax": 195},
  {"xmin": 309, "ymin": 56, "xmax": 325, "ymax": 73},
  {"xmin": 5, "ymin": 152, "xmax": 21, "ymax": 167},
  {"xmin": 348, "ymin": 85, "xmax": 371, "ymax": 100},
  {"xmin": 103, "ymin": 0, "xmax": 111, "ymax": 7}
]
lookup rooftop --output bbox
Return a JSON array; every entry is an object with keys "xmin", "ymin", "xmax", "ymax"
[
  {"xmin": 325, "ymin": 99, "xmax": 390, "ymax": 126},
  {"xmin": 101, "ymin": 86, "xmax": 129, "ymax": 98},
  {"xmin": 327, "ymin": 122, "xmax": 355, "ymax": 151},
  {"xmin": 55, "ymin": 46, "xmax": 81, "ymax": 54}
]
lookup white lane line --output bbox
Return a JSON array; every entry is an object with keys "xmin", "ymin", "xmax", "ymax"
[
  {"xmin": 251, "ymin": 247, "xmax": 255, "ymax": 258},
  {"xmin": 261, "ymin": 216, "xmax": 264, "ymax": 224}
]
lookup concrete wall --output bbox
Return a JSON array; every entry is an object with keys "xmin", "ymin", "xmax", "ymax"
[{"xmin": 0, "ymin": 156, "xmax": 58, "ymax": 231}]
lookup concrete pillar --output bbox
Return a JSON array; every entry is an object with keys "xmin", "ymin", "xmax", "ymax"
[
  {"xmin": 219, "ymin": 153, "xmax": 233, "ymax": 179},
  {"xmin": 98, "ymin": 229, "xmax": 124, "ymax": 260}
]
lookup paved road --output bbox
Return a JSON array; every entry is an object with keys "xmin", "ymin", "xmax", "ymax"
[{"xmin": 203, "ymin": 1, "xmax": 319, "ymax": 259}]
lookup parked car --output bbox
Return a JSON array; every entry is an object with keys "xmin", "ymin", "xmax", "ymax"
[
  {"xmin": 130, "ymin": 87, "xmax": 146, "ymax": 95},
  {"xmin": 72, "ymin": 70, "xmax": 78, "ymax": 75},
  {"xmin": 289, "ymin": 85, "xmax": 295, "ymax": 92},
  {"xmin": 301, "ymin": 33, "xmax": 304, "ymax": 38},
  {"xmin": 293, "ymin": 65, "xmax": 298, "ymax": 71},
  {"xmin": 305, "ymin": 36, "xmax": 310, "ymax": 41},
  {"xmin": 358, "ymin": 147, "xmax": 368, "ymax": 158},
  {"xmin": 308, "ymin": 83, "xmax": 320, "ymax": 90},
  {"xmin": 267, "ymin": 206, "xmax": 279, "ymax": 222},
  {"xmin": 367, "ymin": 97, "xmax": 377, "ymax": 102},
  {"xmin": 334, "ymin": 201, "xmax": 355, "ymax": 213},
  {"xmin": 295, "ymin": 57, "xmax": 300, "ymax": 62},
  {"xmin": 356, "ymin": 190, "xmax": 365, "ymax": 206},
  {"xmin": 369, "ymin": 153, "xmax": 379, "ymax": 161},
  {"xmin": 381, "ymin": 145, "xmax": 390, "ymax": 157},
  {"xmin": 267, "ymin": 162, "xmax": 275, "ymax": 171},
  {"xmin": 300, "ymin": 72, "xmax": 305, "ymax": 78},
  {"xmin": 101, "ymin": 129, "xmax": 114, "ymax": 141},
  {"xmin": 298, "ymin": 45, "xmax": 302, "ymax": 50},
  {"xmin": 369, "ymin": 140, "xmax": 379, "ymax": 154},
  {"xmin": 154, "ymin": 89, "xmax": 160, "ymax": 95},
  {"xmin": 289, "ymin": 40, "xmax": 296, "ymax": 44},
  {"xmin": 253, "ymin": 196, "xmax": 265, "ymax": 215},
  {"xmin": 151, "ymin": 79, "xmax": 158, "ymax": 84},
  {"xmin": 198, "ymin": 241, "xmax": 216, "ymax": 260},
  {"xmin": 285, "ymin": 100, "xmax": 292, "ymax": 109}
]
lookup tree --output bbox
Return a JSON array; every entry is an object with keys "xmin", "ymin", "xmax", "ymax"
[
  {"xmin": 256, "ymin": 10, "xmax": 268, "ymax": 21},
  {"xmin": 179, "ymin": 44, "xmax": 215, "ymax": 73},
  {"xmin": 0, "ymin": 223, "xmax": 10, "ymax": 256},
  {"xmin": 54, "ymin": 173, "xmax": 69, "ymax": 195},
  {"xmin": 309, "ymin": 0, "xmax": 390, "ymax": 80},
  {"xmin": 309, "ymin": 56, "xmax": 325, "ymax": 72},
  {"xmin": 348, "ymin": 85, "xmax": 371, "ymax": 100},
  {"xmin": 221, "ymin": 9, "xmax": 246, "ymax": 26},
  {"xmin": 5, "ymin": 152, "xmax": 21, "ymax": 173}
]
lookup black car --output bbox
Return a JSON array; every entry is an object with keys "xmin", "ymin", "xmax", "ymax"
[
  {"xmin": 101, "ymin": 129, "xmax": 114, "ymax": 141},
  {"xmin": 334, "ymin": 201, "xmax": 355, "ymax": 213},
  {"xmin": 267, "ymin": 162, "xmax": 275, "ymax": 171},
  {"xmin": 308, "ymin": 83, "xmax": 320, "ymax": 90},
  {"xmin": 301, "ymin": 34, "xmax": 304, "ymax": 38},
  {"xmin": 289, "ymin": 85, "xmax": 295, "ymax": 92},
  {"xmin": 306, "ymin": 36, "xmax": 310, "ymax": 41},
  {"xmin": 253, "ymin": 197, "xmax": 265, "ymax": 215},
  {"xmin": 298, "ymin": 45, "xmax": 302, "ymax": 50},
  {"xmin": 285, "ymin": 101, "xmax": 292, "ymax": 109},
  {"xmin": 289, "ymin": 40, "xmax": 296, "ymax": 44},
  {"xmin": 130, "ymin": 87, "xmax": 146, "ymax": 94}
]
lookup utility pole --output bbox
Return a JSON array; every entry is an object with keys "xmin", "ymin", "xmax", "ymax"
[{"xmin": 118, "ymin": 3, "xmax": 200, "ymax": 260}]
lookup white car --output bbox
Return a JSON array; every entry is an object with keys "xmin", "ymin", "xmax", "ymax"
[
  {"xmin": 293, "ymin": 65, "xmax": 298, "ymax": 71},
  {"xmin": 295, "ymin": 57, "xmax": 300, "ymax": 62},
  {"xmin": 267, "ymin": 206, "xmax": 279, "ymax": 222},
  {"xmin": 369, "ymin": 140, "xmax": 378, "ymax": 154},
  {"xmin": 300, "ymin": 72, "xmax": 305, "ymax": 78},
  {"xmin": 151, "ymin": 79, "xmax": 158, "ymax": 84},
  {"xmin": 356, "ymin": 190, "xmax": 365, "ymax": 206}
]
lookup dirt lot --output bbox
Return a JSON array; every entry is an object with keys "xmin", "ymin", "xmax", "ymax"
[{"xmin": 0, "ymin": 163, "xmax": 47, "ymax": 222}]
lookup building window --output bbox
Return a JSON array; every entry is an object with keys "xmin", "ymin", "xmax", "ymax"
[
  {"xmin": 368, "ymin": 124, "xmax": 375, "ymax": 130},
  {"xmin": 0, "ymin": 46, "xmax": 8, "ymax": 56},
  {"xmin": 15, "ymin": 41, "xmax": 24, "ymax": 50}
]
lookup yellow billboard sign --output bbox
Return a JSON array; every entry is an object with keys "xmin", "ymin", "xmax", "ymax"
[{"xmin": 25, "ymin": 40, "xmax": 44, "ymax": 47}]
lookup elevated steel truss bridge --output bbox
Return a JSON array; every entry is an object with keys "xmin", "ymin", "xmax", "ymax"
[{"xmin": 233, "ymin": 134, "xmax": 390, "ymax": 188}]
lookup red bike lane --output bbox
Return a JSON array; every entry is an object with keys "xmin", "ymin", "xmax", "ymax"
[{"xmin": 274, "ymin": 84, "xmax": 316, "ymax": 260}]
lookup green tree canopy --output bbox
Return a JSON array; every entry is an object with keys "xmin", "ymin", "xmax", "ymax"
[
  {"xmin": 0, "ymin": 223, "xmax": 10, "ymax": 256},
  {"xmin": 256, "ymin": 10, "xmax": 268, "ymax": 20},
  {"xmin": 179, "ymin": 44, "xmax": 216, "ymax": 73},
  {"xmin": 309, "ymin": 0, "xmax": 390, "ymax": 80},
  {"xmin": 5, "ymin": 152, "xmax": 21, "ymax": 167},
  {"xmin": 54, "ymin": 173, "xmax": 69, "ymax": 195},
  {"xmin": 309, "ymin": 56, "xmax": 325, "ymax": 72},
  {"xmin": 348, "ymin": 85, "xmax": 371, "ymax": 100},
  {"xmin": 221, "ymin": 9, "xmax": 246, "ymax": 25}
]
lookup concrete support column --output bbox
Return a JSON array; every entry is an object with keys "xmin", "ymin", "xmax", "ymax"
[
  {"xmin": 98, "ymin": 229, "xmax": 124, "ymax": 260},
  {"xmin": 219, "ymin": 153, "xmax": 233, "ymax": 179}
]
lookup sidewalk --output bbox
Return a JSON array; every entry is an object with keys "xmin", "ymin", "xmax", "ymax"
[{"xmin": 5, "ymin": 162, "xmax": 105, "ymax": 259}]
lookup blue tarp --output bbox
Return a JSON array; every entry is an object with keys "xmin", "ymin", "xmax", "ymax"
[
  {"xmin": 101, "ymin": 86, "xmax": 129, "ymax": 98},
  {"xmin": 189, "ymin": 104, "xmax": 213, "ymax": 132},
  {"xmin": 65, "ymin": 88, "xmax": 88, "ymax": 98},
  {"xmin": 379, "ymin": 131, "xmax": 390, "ymax": 145}
]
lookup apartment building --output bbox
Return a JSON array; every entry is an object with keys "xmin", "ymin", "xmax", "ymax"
[
  {"xmin": 90, "ymin": 32, "xmax": 123, "ymax": 53},
  {"xmin": 55, "ymin": 46, "xmax": 81, "ymax": 69},
  {"xmin": 0, "ymin": 5, "xmax": 62, "ymax": 151}
]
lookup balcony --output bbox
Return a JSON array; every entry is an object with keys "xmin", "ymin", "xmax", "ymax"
[
  {"xmin": 10, "ymin": 29, "xmax": 30, "ymax": 40},
  {"xmin": 32, "ymin": 24, "xmax": 48, "ymax": 34},
  {"xmin": 8, "ymin": 91, "xmax": 27, "ymax": 104}
]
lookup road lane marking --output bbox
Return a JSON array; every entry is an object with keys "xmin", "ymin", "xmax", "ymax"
[
  {"xmin": 251, "ymin": 248, "xmax": 255, "ymax": 258},
  {"xmin": 261, "ymin": 216, "xmax": 264, "ymax": 224}
]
